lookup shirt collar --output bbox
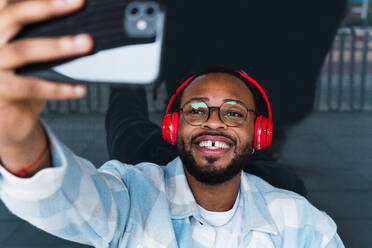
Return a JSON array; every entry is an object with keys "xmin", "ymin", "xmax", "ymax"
[
  {"xmin": 164, "ymin": 157, "xmax": 279, "ymax": 235},
  {"xmin": 239, "ymin": 172, "xmax": 279, "ymax": 235},
  {"xmin": 164, "ymin": 157, "xmax": 201, "ymax": 219}
]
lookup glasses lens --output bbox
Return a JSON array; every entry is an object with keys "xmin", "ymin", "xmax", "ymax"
[
  {"xmin": 220, "ymin": 100, "xmax": 248, "ymax": 126},
  {"xmin": 182, "ymin": 100, "xmax": 209, "ymax": 125}
]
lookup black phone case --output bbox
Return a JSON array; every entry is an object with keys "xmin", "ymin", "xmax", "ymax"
[{"xmin": 15, "ymin": 0, "xmax": 161, "ymax": 77}]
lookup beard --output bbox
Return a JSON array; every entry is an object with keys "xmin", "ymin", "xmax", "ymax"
[{"xmin": 178, "ymin": 134, "xmax": 253, "ymax": 185}]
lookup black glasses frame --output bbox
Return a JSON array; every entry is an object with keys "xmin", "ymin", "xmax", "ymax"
[{"xmin": 179, "ymin": 99, "xmax": 255, "ymax": 127}]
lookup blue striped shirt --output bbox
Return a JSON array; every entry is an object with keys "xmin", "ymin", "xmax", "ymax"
[{"xmin": 0, "ymin": 126, "xmax": 344, "ymax": 247}]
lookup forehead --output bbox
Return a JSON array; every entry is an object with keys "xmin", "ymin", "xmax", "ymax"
[{"xmin": 180, "ymin": 73, "xmax": 255, "ymax": 107}]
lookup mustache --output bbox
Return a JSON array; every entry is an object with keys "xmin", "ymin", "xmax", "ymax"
[{"xmin": 190, "ymin": 131, "xmax": 237, "ymax": 146}]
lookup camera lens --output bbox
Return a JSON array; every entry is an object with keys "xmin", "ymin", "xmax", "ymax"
[
  {"xmin": 130, "ymin": 7, "xmax": 139, "ymax": 15},
  {"xmin": 146, "ymin": 7, "xmax": 154, "ymax": 15}
]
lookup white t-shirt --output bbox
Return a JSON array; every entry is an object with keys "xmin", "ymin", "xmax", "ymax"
[{"xmin": 197, "ymin": 191, "xmax": 242, "ymax": 248}]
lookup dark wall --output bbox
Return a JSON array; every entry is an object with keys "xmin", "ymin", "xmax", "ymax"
[{"xmin": 161, "ymin": 0, "xmax": 348, "ymax": 127}]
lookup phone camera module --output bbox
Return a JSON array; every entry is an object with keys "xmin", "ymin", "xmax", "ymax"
[{"xmin": 124, "ymin": 1, "xmax": 160, "ymax": 38}]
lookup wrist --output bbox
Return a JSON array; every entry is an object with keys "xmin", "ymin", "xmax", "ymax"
[
  {"xmin": 0, "ymin": 121, "xmax": 51, "ymax": 177},
  {"xmin": 15, "ymin": 141, "xmax": 50, "ymax": 177}
]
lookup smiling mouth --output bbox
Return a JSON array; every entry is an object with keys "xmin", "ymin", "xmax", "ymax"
[{"xmin": 192, "ymin": 135, "xmax": 234, "ymax": 156}]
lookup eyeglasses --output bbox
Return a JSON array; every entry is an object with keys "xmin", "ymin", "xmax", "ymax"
[{"xmin": 179, "ymin": 99, "xmax": 255, "ymax": 127}]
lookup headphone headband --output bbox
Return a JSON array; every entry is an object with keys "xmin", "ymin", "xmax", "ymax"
[
  {"xmin": 165, "ymin": 74, "xmax": 198, "ymax": 114},
  {"xmin": 236, "ymin": 71, "xmax": 272, "ymax": 121}
]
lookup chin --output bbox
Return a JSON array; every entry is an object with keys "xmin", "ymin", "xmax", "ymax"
[
  {"xmin": 195, "ymin": 154, "xmax": 232, "ymax": 170},
  {"xmin": 178, "ymin": 139, "xmax": 252, "ymax": 185}
]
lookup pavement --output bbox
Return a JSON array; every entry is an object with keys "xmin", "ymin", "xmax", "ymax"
[
  {"xmin": 280, "ymin": 112, "xmax": 372, "ymax": 247},
  {"xmin": 0, "ymin": 110, "xmax": 371, "ymax": 248}
]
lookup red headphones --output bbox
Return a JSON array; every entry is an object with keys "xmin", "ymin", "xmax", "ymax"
[{"xmin": 162, "ymin": 70, "xmax": 273, "ymax": 150}]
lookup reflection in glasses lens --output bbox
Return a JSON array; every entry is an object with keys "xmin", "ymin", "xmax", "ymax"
[{"xmin": 180, "ymin": 100, "xmax": 253, "ymax": 127}]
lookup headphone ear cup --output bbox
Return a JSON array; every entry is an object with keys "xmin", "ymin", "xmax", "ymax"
[
  {"xmin": 254, "ymin": 116, "xmax": 262, "ymax": 150},
  {"xmin": 162, "ymin": 113, "xmax": 172, "ymax": 144},
  {"xmin": 265, "ymin": 118, "xmax": 273, "ymax": 149},
  {"xmin": 162, "ymin": 112, "xmax": 179, "ymax": 145},
  {"xmin": 254, "ymin": 115, "xmax": 271, "ymax": 150},
  {"xmin": 171, "ymin": 112, "xmax": 179, "ymax": 145}
]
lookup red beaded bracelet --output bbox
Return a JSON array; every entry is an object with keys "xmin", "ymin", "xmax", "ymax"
[{"xmin": 15, "ymin": 144, "xmax": 49, "ymax": 178}]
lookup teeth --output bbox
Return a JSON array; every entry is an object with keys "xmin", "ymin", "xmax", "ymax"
[
  {"xmin": 215, "ymin": 141, "xmax": 229, "ymax": 148},
  {"xmin": 199, "ymin": 141, "xmax": 211, "ymax": 148},
  {"xmin": 198, "ymin": 140, "xmax": 229, "ymax": 149},
  {"xmin": 208, "ymin": 140, "xmax": 212, "ymax": 147}
]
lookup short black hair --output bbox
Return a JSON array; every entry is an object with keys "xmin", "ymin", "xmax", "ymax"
[{"xmin": 170, "ymin": 66, "xmax": 267, "ymax": 117}]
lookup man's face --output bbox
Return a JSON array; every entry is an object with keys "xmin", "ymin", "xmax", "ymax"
[{"xmin": 177, "ymin": 73, "xmax": 256, "ymax": 185}]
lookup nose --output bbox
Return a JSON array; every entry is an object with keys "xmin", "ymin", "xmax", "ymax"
[{"xmin": 201, "ymin": 108, "xmax": 227, "ymax": 130}]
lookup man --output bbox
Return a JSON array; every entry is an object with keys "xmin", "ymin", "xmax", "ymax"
[
  {"xmin": 105, "ymin": 72, "xmax": 307, "ymax": 196},
  {"xmin": 0, "ymin": 0, "xmax": 343, "ymax": 247}
]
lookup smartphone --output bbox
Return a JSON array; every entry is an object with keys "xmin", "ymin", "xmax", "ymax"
[{"xmin": 15, "ymin": 0, "xmax": 165, "ymax": 85}]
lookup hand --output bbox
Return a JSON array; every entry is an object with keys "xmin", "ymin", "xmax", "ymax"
[{"xmin": 0, "ymin": 0, "xmax": 93, "ymax": 173}]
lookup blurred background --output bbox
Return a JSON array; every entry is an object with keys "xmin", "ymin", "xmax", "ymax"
[{"xmin": 1, "ymin": 0, "xmax": 372, "ymax": 247}]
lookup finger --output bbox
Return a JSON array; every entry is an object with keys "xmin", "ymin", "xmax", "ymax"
[
  {"xmin": 0, "ymin": 0, "xmax": 8, "ymax": 11},
  {"xmin": 0, "ymin": 25, "xmax": 19, "ymax": 47},
  {"xmin": 0, "ymin": 71, "xmax": 87, "ymax": 100},
  {"xmin": 0, "ymin": 0, "xmax": 84, "ymax": 32},
  {"xmin": 0, "ymin": 34, "xmax": 93, "ymax": 70}
]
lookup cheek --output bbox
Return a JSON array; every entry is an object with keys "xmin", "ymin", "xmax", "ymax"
[
  {"xmin": 235, "ymin": 125, "xmax": 255, "ymax": 146},
  {"xmin": 176, "ymin": 119, "xmax": 185, "ymax": 140},
  {"xmin": 177, "ymin": 119, "xmax": 192, "ymax": 143}
]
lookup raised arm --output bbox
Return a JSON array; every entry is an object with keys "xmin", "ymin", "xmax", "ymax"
[
  {"xmin": 106, "ymin": 85, "xmax": 177, "ymax": 165},
  {"xmin": 0, "ymin": 1, "xmax": 129, "ymax": 246},
  {"xmin": 0, "ymin": 0, "xmax": 91, "ymax": 176}
]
